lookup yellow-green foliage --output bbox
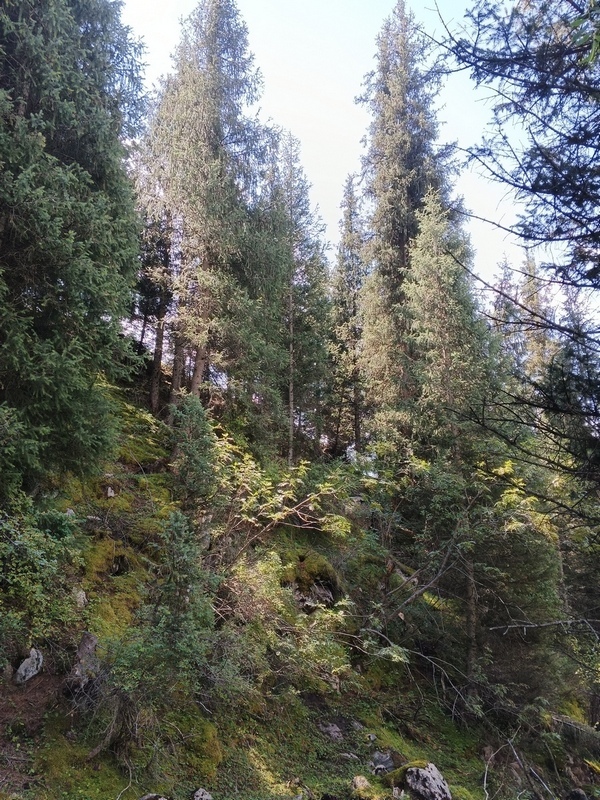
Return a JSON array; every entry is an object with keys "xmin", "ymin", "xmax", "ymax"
[
  {"xmin": 450, "ymin": 788, "xmax": 479, "ymax": 800},
  {"xmin": 559, "ymin": 697, "xmax": 588, "ymax": 725},
  {"xmin": 113, "ymin": 391, "xmax": 170, "ymax": 466}
]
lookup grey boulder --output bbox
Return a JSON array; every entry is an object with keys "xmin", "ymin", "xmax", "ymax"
[
  {"xmin": 405, "ymin": 763, "xmax": 452, "ymax": 800},
  {"xmin": 14, "ymin": 648, "xmax": 43, "ymax": 684}
]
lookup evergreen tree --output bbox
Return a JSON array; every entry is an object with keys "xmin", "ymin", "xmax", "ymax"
[
  {"xmin": 449, "ymin": 0, "xmax": 600, "ymax": 504},
  {"xmin": 358, "ymin": 0, "xmax": 448, "ymax": 447},
  {"xmin": 147, "ymin": 0, "xmax": 263, "ymax": 402},
  {"xmin": 404, "ymin": 193, "xmax": 489, "ymax": 450},
  {"xmin": 328, "ymin": 174, "xmax": 367, "ymax": 455},
  {"xmin": 278, "ymin": 133, "xmax": 329, "ymax": 463},
  {"xmin": 0, "ymin": 0, "xmax": 143, "ymax": 493}
]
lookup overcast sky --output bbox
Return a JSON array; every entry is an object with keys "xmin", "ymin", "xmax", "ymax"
[{"xmin": 120, "ymin": 0, "xmax": 522, "ymax": 277}]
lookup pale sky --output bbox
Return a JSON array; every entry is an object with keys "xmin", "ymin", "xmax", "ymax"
[{"xmin": 120, "ymin": 0, "xmax": 522, "ymax": 277}]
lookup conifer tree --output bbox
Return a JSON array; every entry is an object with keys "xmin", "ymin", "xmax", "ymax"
[
  {"xmin": 358, "ymin": 0, "xmax": 448, "ymax": 448},
  {"xmin": 404, "ymin": 193, "xmax": 488, "ymax": 450},
  {"xmin": 277, "ymin": 133, "xmax": 329, "ymax": 462},
  {"xmin": 0, "ymin": 0, "xmax": 142, "ymax": 492},
  {"xmin": 328, "ymin": 174, "xmax": 367, "ymax": 454},
  {"xmin": 147, "ymin": 0, "xmax": 263, "ymax": 402}
]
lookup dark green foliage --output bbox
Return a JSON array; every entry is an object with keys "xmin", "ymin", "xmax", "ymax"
[
  {"xmin": 327, "ymin": 174, "xmax": 367, "ymax": 454},
  {"xmin": 359, "ymin": 1, "xmax": 451, "ymax": 448},
  {"xmin": 133, "ymin": 510, "xmax": 215, "ymax": 692},
  {"xmin": 449, "ymin": 0, "xmax": 600, "ymax": 288},
  {"xmin": 0, "ymin": 0, "xmax": 143, "ymax": 492},
  {"xmin": 171, "ymin": 394, "xmax": 217, "ymax": 503},
  {"xmin": 0, "ymin": 509, "xmax": 79, "ymax": 658}
]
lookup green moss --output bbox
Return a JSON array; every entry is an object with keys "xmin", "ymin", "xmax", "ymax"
[
  {"xmin": 280, "ymin": 549, "xmax": 343, "ymax": 596},
  {"xmin": 114, "ymin": 394, "xmax": 170, "ymax": 467},
  {"xmin": 82, "ymin": 537, "xmax": 145, "ymax": 639},
  {"xmin": 451, "ymin": 788, "xmax": 479, "ymax": 800},
  {"xmin": 86, "ymin": 591, "xmax": 139, "ymax": 640},
  {"xmin": 83, "ymin": 537, "xmax": 136, "ymax": 582},
  {"xmin": 163, "ymin": 708, "xmax": 223, "ymax": 780},
  {"xmin": 35, "ymin": 713, "xmax": 129, "ymax": 800},
  {"xmin": 382, "ymin": 760, "xmax": 429, "ymax": 788}
]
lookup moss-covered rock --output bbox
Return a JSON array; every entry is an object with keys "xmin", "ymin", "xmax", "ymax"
[
  {"xmin": 281, "ymin": 549, "xmax": 344, "ymax": 598},
  {"xmin": 382, "ymin": 760, "xmax": 429, "ymax": 788}
]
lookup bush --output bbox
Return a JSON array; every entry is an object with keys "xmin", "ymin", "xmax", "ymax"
[{"xmin": 0, "ymin": 510, "xmax": 80, "ymax": 658}]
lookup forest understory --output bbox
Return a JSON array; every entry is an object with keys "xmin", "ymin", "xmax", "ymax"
[{"xmin": 2, "ymin": 0, "xmax": 600, "ymax": 798}]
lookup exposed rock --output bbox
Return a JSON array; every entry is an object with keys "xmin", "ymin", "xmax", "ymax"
[
  {"xmin": 405, "ymin": 763, "xmax": 452, "ymax": 800},
  {"xmin": 351, "ymin": 775, "xmax": 372, "ymax": 796},
  {"xmin": 72, "ymin": 588, "xmax": 88, "ymax": 608},
  {"xmin": 192, "ymin": 791, "xmax": 213, "ymax": 800},
  {"xmin": 138, "ymin": 795, "xmax": 170, "ymax": 800},
  {"xmin": 14, "ymin": 648, "xmax": 43, "ymax": 684},
  {"xmin": 367, "ymin": 733, "xmax": 377, "ymax": 742},
  {"xmin": 341, "ymin": 752, "xmax": 360, "ymax": 760},
  {"xmin": 370, "ymin": 750, "xmax": 395, "ymax": 774},
  {"xmin": 319, "ymin": 721, "xmax": 344, "ymax": 742},
  {"xmin": 351, "ymin": 720, "xmax": 365, "ymax": 731},
  {"xmin": 63, "ymin": 632, "xmax": 100, "ymax": 706}
]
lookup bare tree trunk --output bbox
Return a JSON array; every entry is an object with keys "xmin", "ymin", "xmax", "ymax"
[
  {"xmin": 166, "ymin": 332, "xmax": 186, "ymax": 424},
  {"xmin": 137, "ymin": 312, "xmax": 148, "ymax": 355},
  {"xmin": 465, "ymin": 556, "xmax": 479, "ymax": 700},
  {"xmin": 288, "ymin": 300, "xmax": 294, "ymax": 465},
  {"xmin": 190, "ymin": 346, "xmax": 207, "ymax": 397},
  {"xmin": 150, "ymin": 306, "xmax": 166, "ymax": 415},
  {"xmin": 171, "ymin": 335, "xmax": 185, "ymax": 397},
  {"xmin": 353, "ymin": 355, "xmax": 362, "ymax": 452}
]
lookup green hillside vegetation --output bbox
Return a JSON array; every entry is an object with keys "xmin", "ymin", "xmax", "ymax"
[{"xmin": 2, "ymin": 0, "xmax": 600, "ymax": 799}]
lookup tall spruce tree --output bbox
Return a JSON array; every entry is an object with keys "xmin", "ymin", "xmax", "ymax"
[
  {"xmin": 147, "ymin": 0, "xmax": 263, "ymax": 402},
  {"xmin": 0, "ymin": 0, "xmax": 142, "ymax": 494},
  {"xmin": 359, "ymin": 0, "xmax": 448, "ymax": 449},
  {"xmin": 404, "ymin": 193, "xmax": 488, "ymax": 451},
  {"xmin": 278, "ymin": 133, "xmax": 329, "ymax": 463},
  {"xmin": 328, "ymin": 174, "xmax": 367, "ymax": 455}
]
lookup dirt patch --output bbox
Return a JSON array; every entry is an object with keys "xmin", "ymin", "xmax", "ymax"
[{"xmin": 0, "ymin": 673, "xmax": 63, "ymax": 794}]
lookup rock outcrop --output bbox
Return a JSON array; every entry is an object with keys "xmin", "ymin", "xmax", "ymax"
[
  {"xmin": 14, "ymin": 648, "xmax": 43, "ymax": 684},
  {"xmin": 405, "ymin": 763, "xmax": 452, "ymax": 800}
]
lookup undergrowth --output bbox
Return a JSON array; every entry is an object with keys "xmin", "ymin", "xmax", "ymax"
[{"xmin": 1, "ymin": 389, "xmax": 599, "ymax": 800}]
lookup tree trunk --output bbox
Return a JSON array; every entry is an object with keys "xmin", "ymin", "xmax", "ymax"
[
  {"xmin": 465, "ymin": 556, "xmax": 479, "ymax": 701},
  {"xmin": 353, "ymin": 355, "xmax": 362, "ymax": 452},
  {"xmin": 150, "ymin": 304, "xmax": 166, "ymax": 415},
  {"xmin": 137, "ymin": 312, "xmax": 148, "ymax": 355},
  {"xmin": 288, "ymin": 282, "xmax": 294, "ymax": 466},
  {"xmin": 171, "ymin": 335, "xmax": 185, "ymax": 397},
  {"xmin": 190, "ymin": 346, "xmax": 207, "ymax": 397},
  {"xmin": 167, "ymin": 332, "xmax": 186, "ymax": 424}
]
